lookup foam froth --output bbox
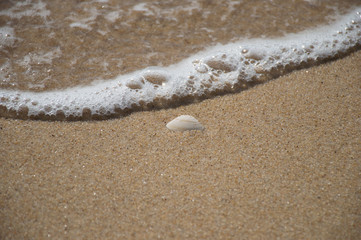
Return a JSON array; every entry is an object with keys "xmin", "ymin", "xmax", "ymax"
[{"xmin": 1, "ymin": 9, "xmax": 360, "ymax": 120}]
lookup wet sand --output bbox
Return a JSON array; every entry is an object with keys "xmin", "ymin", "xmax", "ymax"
[{"xmin": 1, "ymin": 50, "xmax": 361, "ymax": 239}]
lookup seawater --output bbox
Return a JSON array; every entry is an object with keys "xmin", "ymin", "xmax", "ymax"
[{"xmin": 0, "ymin": 0, "xmax": 360, "ymax": 120}]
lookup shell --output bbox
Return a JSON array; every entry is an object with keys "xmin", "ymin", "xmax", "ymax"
[{"xmin": 166, "ymin": 115, "xmax": 205, "ymax": 131}]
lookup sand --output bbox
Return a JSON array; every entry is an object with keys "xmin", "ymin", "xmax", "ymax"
[{"xmin": 1, "ymin": 50, "xmax": 361, "ymax": 239}]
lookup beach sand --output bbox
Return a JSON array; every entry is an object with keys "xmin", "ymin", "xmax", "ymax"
[{"xmin": 1, "ymin": 50, "xmax": 360, "ymax": 239}]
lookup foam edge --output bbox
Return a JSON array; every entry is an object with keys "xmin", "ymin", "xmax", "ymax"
[{"xmin": 0, "ymin": 9, "xmax": 360, "ymax": 121}]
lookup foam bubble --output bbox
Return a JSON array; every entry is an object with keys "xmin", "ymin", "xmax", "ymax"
[{"xmin": 0, "ymin": 8, "xmax": 360, "ymax": 121}]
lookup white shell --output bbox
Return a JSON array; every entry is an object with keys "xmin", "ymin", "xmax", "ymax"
[{"xmin": 166, "ymin": 115, "xmax": 205, "ymax": 131}]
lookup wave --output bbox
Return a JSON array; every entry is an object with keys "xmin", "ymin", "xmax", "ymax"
[{"xmin": 0, "ymin": 8, "xmax": 360, "ymax": 120}]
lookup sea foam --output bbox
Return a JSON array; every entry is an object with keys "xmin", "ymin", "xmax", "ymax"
[{"xmin": 0, "ymin": 9, "xmax": 360, "ymax": 120}]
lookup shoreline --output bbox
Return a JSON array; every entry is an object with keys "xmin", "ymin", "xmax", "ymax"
[
  {"xmin": 1, "ymin": 7, "xmax": 361, "ymax": 121},
  {"xmin": 1, "ymin": 50, "xmax": 360, "ymax": 239}
]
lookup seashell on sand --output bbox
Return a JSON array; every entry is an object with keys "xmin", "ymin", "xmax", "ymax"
[{"xmin": 166, "ymin": 115, "xmax": 205, "ymax": 131}]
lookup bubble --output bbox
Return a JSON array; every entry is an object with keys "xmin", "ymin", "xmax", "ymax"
[
  {"xmin": 18, "ymin": 104, "xmax": 29, "ymax": 119},
  {"xmin": 143, "ymin": 72, "xmax": 167, "ymax": 85},
  {"xmin": 195, "ymin": 64, "xmax": 208, "ymax": 73},
  {"xmin": 126, "ymin": 80, "xmax": 143, "ymax": 89},
  {"xmin": 44, "ymin": 105, "xmax": 52, "ymax": 112},
  {"xmin": 254, "ymin": 66, "xmax": 265, "ymax": 74},
  {"xmin": 0, "ymin": 97, "xmax": 9, "ymax": 103},
  {"xmin": 302, "ymin": 45, "xmax": 312, "ymax": 53},
  {"xmin": 56, "ymin": 110, "xmax": 66, "ymax": 120},
  {"xmin": 205, "ymin": 59, "xmax": 235, "ymax": 73},
  {"xmin": 188, "ymin": 78, "xmax": 196, "ymax": 85},
  {"xmin": 192, "ymin": 59, "xmax": 200, "ymax": 65},
  {"xmin": 244, "ymin": 49, "xmax": 264, "ymax": 60},
  {"xmin": 82, "ymin": 107, "xmax": 92, "ymax": 119}
]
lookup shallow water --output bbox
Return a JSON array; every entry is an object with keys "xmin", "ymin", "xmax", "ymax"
[
  {"xmin": 0, "ymin": 0, "xmax": 360, "ymax": 120},
  {"xmin": 1, "ymin": 0, "xmax": 359, "ymax": 91}
]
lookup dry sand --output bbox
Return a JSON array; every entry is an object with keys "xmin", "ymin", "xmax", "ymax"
[{"xmin": 1, "ymin": 50, "xmax": 361, "ymax": 239}]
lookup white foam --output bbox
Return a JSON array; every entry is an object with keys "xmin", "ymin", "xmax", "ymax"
[
  {"xmin": 105, "ymin": 10, "xmax": 123, "ymax": 23},
  {"xmin": 131, "ymin": 1, "xmax": 202, "ymax": 18},
  {"xmin": 67, "ymin": 7, "xmax": 100, "ymax": 30},
  {"xmin": 1, "ymin": 8, "xmax": 360, "ymax": 120},
  {"xmin": 69, "ymin": 22, "xmax": 92, "ymax": 30},
  {"xmin": 17, "ymin": 47, "xmax": 62, "ymax": 66},
  {"xmin": 132, "ymin": 3, "xmax": 154, "ymax": 16},
  {"xmin": 0, "ymin": 0, "xmax": 50, "ymax": 19},
  {"xmin": 0, "ymin": 27, "xmax": 15, "ymax": 49}
]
